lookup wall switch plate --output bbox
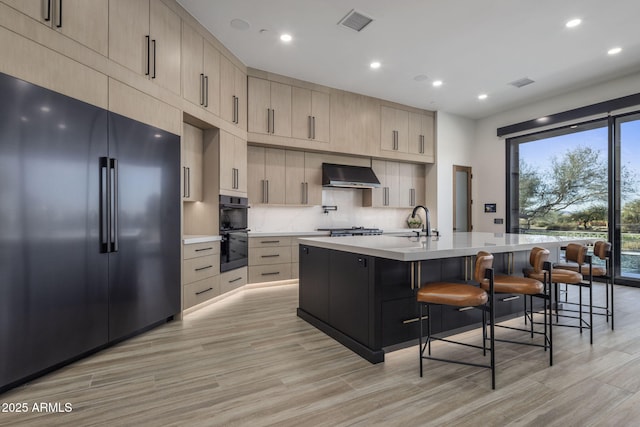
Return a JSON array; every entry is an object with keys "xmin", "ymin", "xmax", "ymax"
[{"xmin": 494, "ymin": 218, "xmax": 504, "ymax": 224}]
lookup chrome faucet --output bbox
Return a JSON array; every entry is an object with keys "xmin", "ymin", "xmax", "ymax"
[{"xmin": 411, "ymin": 205, "xmax": 431, "ymax": 236}]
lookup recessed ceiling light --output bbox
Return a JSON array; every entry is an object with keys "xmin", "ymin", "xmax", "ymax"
[
  {"xmin": 230, "ymin": 18, "xmax": 250, "ymax": 31},
  {"xmin": 280, "ymin": 33, "xmax": 292, "ymax": 42},
  {"xmin": 608, "ymin": 47, "xmax": 622, "ymax": 55},
  {"xmin": 566, "ymin": 18, "xmax": 582, "ymax": 28},
  {"xmin": 370, "ymin": 61, "xmax": 381, "ymax": 69},
  {"xmin": 432, "ymin": 80, "xmax": 443, "ymax": 87},
  {"xmin": 478, "ymin": 94, "xmax": 488, "ymax": 100}
]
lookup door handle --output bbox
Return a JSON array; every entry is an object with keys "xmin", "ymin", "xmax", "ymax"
[
  {"xmin": 109, "ymin": 158, "xmax": 119, "ymax": 253},
  {"xmin": 99, "ymin": 157, "xmax": 109, "ymax": 253}
]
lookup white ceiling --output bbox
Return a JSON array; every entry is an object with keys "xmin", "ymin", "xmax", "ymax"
[{"xmin": 177, "ymin": 0, "xmax": 640, "ymax": 120}]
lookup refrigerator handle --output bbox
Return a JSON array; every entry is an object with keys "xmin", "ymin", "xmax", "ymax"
[
  {"xmin": 99, "ymin": 157, "xmax": 109, "ymax": 253},
  {"xmin": 110, "ymin": 158, "xmax": 119, "ymax": 252}
]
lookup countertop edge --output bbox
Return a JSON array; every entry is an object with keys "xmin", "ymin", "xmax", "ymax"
[{"xmin": 183, "ymin": 235, "xmax": 222, "ymax": 244}]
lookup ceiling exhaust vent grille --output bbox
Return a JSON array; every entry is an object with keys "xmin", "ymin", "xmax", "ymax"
[
  {"xmin": 338, "ymin": 9, "xmax": 374, "ymax": 32},
  {"xmin": 509, "ymin": 77, "xmax": 535, "ymax": 88}
]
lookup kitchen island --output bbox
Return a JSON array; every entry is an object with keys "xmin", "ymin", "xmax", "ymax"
[{"xmin": 297, "ymin": 232, "xmax": 587, "ymax": 363}]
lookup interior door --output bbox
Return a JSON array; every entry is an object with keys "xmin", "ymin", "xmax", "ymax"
[
  {"xmin": 107, "ymin": 112, "xmax": 180, "ymax": 341},
  {"xmin": 453, "ymin": 165, "xmax": 472, "ymax": 232}
]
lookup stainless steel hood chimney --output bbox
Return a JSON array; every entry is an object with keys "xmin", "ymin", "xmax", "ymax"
[{"xmin": 322, "ymin": 163, "xmax": 381, "ymax": 188}]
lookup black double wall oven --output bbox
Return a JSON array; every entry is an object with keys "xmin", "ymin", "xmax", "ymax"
[{"xmin": 219, "ymin": 195, "xmax": 249, "ymax": 272}]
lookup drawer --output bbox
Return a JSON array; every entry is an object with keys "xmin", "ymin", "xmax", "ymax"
[
  {"xmin": 249, "ymin": 236, "xmax": 292, "ymax": 248},
  {"xmin": 249, "ymin": 246, "xmax": 292, "ymax": 266},
  {"xmin": 249, "ymin": 263, "xmax": 292, "ymax": 283},
  {"xmin": 382, "ymin": 298, "xmax": 442, "ymax": 347},
  {"xmin": 183, "ymin": 275, "xmax": 220, "ymax": 309},
  {"xmin": 184, "ymin": 241, "xmax": 220, "ymax": 260},
  {"xmin": 183, "ymin": 255, "xmax": 219, "ymax": 284},
  {"xmin": 220, "ymin": 267, "xmax": 248, "ymax": 294}
]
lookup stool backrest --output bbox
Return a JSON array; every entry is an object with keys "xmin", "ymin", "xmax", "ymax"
[
  {"xmin": 474, "ymin": 251, "xmax": 494, "ymax": 284},
  {"xmin": 593, "ymin": 241, "xmax": 611, "ymax": 260},
  {"xmin": 565, "ymin": 243, "xmax": 587, "ymax": 264},
  {"xmin": 529, "ymin": 247, "xmax": 550, "ymax": 273}
]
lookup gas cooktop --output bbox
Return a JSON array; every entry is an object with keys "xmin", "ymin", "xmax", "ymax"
[{"xmin": 317, "ymin": 226, "xmax": 384, "ymax": 237}]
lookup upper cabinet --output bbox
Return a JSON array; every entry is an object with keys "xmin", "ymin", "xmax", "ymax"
[
  {"xmin": 380, "ymin": 106, "xmax": 409, "ymax": 153},
  {"xmin": 364, "ymin": 160, "xmax": 425, "ymax": 208},
  {"xmin": 398, "ymin": 162, "xmax": 426, "ymax": 208},
  {"xmin": 291, "ymin": 87, "xmax": 330, "ymax": 143},
  {"xmin": 219, "ymin": 130, "xmax": 247, "ymax": 197},
  {"xmin": 109, "ymin": 0, "xmax": 181, "ymax": 94},
  {"xmin": 182, "ymin": 22, "xmax": 220, "ymax": 116},
  {"xmin": 408, "ymin": 112, "xmax": 435, "ymax": 161},
  {"xmin": 248, "ymin": 77, "xmax": 292, "ymax": 137},
  {"xmin": 1, "ymin": 0, "xmax": 108, "ymax": 55},
  {"xmin": 220, "ymin": 55, "xmax": 246, "ymax": 129},
  {"xmin": 247, "ymin": 146, "xmax": 286, "ymax": 205},
  {"xmin": 330, "ymin": 91, "xmax": 380, "ymax": 157}
]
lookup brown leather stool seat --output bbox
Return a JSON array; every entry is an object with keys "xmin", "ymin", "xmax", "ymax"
[
  {"xmin": 417, "ymin": 251, "xmax": 496, "ymax": 388},
  {"xmin": 491, "ymin": 275, "xmax": 543, "ymax": 295}
]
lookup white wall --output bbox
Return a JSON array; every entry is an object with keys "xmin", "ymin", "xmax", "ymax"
[
  {"xmin": 473, "ymin": 71, "xmax": 640, "ymax": 232},
  {"xmin": 248, "ymin": 187, "xmax": 416, "ymax": 232}
]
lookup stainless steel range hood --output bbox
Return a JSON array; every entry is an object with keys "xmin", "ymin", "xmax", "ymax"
[{"xmin": 322, "ymin": 163, "xmax": 381, "ymax": 188}]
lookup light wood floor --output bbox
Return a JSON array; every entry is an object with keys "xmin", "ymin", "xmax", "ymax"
[{"xmin": 1, "ymin": 282, "xmax": 639, "ymax": 426}]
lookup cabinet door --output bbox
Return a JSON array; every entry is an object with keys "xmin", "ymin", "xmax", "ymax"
[
  {"xmin": 264, "ymin": 148, "xmax": 286, "ymax": 204},
  {"xmin": 109, "ymin": 0, "xmax": 149, "ymax": 76},
  {"xmin": 385, "ymin": 161, "xmax": 400, "ymax": 207},
  {"xmin": 398, "ymin": 162, "xmax": 414, "ymax": 207},
  {"xmin": 291, "ymin": 87, "xmax": 312, "ymax": 139},
  {"xmin": 312, "ymin": 90, "xmax": 330, "ymax": 143},
  {"xmin": 304, "ymin": 152, "xmax": 323, "ymax": 206},
  {"xmin": 235, "ymin": 66, "xmax": 247, "ymax": 129},
  {"xmin": 413, "ymin": 163, "xmax": 426, "ymax": 206},
  {"xmin": 409, "ymin": 112, "xmax": 435, "ymax": 159},
  {"xmin": 219, "ymin": 55, "xmax": 236, "ymax": 124},
  {"xmin": 219, "ymin": 130, "xmax": 235, "ymax": 193},
  {"xmin": 247, "ymin": 77, "xmax": 270, "ymax": 134},
  {"xmin": 182, "ymin": 123, "xmax": 203, "ymax": 202},
  {"xmin": 285, "ymin": 150, "xmax": 305, "ymax": 204},
  {"xmin": 181, "ymin": 23, "xmax": 204, "ymax": 107},
  {"xmin": 381, "ymin": 106, "xmax": 408, "ymax": 153},
  {"xmin": 368, "ymin": 160, "xmax": 387, "ymax": 207},
  {"xmin": 149, "ymin": 0, "xmax": 180, "ymax": 94},
  {"xmin": 234, "ymin": 136, "xmax": 247, "ymax": 194},
  {"xmin": 271, "ymin": 82, "xmax": 291, "ymax": 136},
  {"xmin": 299, "ymin": 245, "xmax": 330, "ymax": 323},
  {"xmin": 2, "ymin": 0, "xmax": 108, "ymax": 55},
  {"xmin": 203, "ymin": 40, "xmax": 221, "ymax": 116},
  {"xmin": 422, "ymin": 114, "xmax": 435, "ymax": 159},
  {"xmin": 247, "ymin": 145, "xmax": 265, "ymax": 203}
]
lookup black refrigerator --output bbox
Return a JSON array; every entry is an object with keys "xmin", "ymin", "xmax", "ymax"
[{"xmin": 0, "ymin": 72, "xmax": 180, "ymax": 391}]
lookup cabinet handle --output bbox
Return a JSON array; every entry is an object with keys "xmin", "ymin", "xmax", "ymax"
[
  {"xmin": 187, "ymin": 167, "xmax": 191, "ymax": 198},
  {"xmin": 261, "ymin": 254, "xmax": 280, "ymax": 258},
  {"xmin": 305, "ymin": 182, "xmax": 309, "ymax": 204},
  {"xmin": 151, "ymin": 39, "xmax": 157, "ymax": 79},
  {"xmin": 195, "ymin": 287, "xmax": 214, "ymax": 296},
  {"xmin": 308, "ymin": 115, "xmax": 313, "ymax": 139},
  {"xmin": 194, "ymin": 247, "xmax": 213, "ymax": 252},
  {"xmin": 195, "ymin": 265, "xmax": 213, "ymax": 272},
  {"xmin": 56, "ymin": 0, "xmax": 62, "ymax": 27},
  {"xmin": 500, "ymin": 296, "xmax": 521, "ymax": 302},
  {"xmin": 301, "ymin": 182, "xmax": 305, "ymax": 204},
  {"xmin": 384, "ymin": 187, "xmax": 389, "ymax": 206},
  {"xmin": 261, "ymin": 240, "xmax": 280, "ymax": 244},
  {"xmin": 265, "ymin": 179, "xmax": 269, "ymax": 203},
  {"xmin": 271, "ymin": 109, "xmax": 275, "ymax": 134},
  {"xmin": 420, "ymin": 135, "xmax": 425, "ymax": 154},
  {"xmin": 145, "ymin": 35, "xmax": 150, "ymax": 76},
  {"xmin": 236, "ymin": 96, "xmax": 240, "ymax": 124},
  {"xmin": 261, "ymin": 271, "xmax": 280, "ymax": 276},
  {"xmin": 236, "ymin": 168, "xmax": 240, "ymax": 189},
  {"xmin": 266, "ymin": 108, "xmax": 271, "ymax": 133},
  {"xmin": 402, "ymin": 316, "xmax": 428, "ymax": 324},
  {"xmin": 199, "ymin": 74, "xmax": 205, "ymax": 106},
  {"xmin": 44, "ymin": 0, "xmax": 52, "ymax": 21},
  {"xmin": 312, "ymin": 116, "xmax": 316, "ymax": 139},
  {"xmin": 410, "ymin": 188, "xmax": 415, "ymax": 206},
  {"xmin": 457, "ymin": 306, "xmax": 474, "ymax": 312},
  {"xmin": 183, "ymin": 167, "xmax": 187, "ymax": 198},
  {"xmin": 228, "ymin": 277, "xmax": 242, "ymax": 283},
  {"xmin": 204, "ymin": 75, "xmax": 209, "ymax": 107},
  {"xmin": 392, "ymin": 130, "xmax": 398, "ymax": 150}
]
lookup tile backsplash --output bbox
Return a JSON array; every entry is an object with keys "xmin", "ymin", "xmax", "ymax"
[{"xmin": 249, "ymin": 188, "xmax": 415, "ymax": 232}]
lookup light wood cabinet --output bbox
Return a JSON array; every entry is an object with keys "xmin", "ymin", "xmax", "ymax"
[
  {"xmin": 219, "ymin": 130, "xmax": 247, "ymax": 196},
  {"xmin": 220, "ymin": 267, "xmax": 247, "ymax": 294},
  {"xmin": 381, "ymin": 106, "xmax": 409, "ymax": 153},
  {"xmin": 182, "ymin": 241, "xmax": 220, "ymax": 310},
  {"xmin": 109, "ymin": 0, "xmax": 181, "ymax": 94},
  {"xmin": 284, "ymin": 150, "xmax": 323, "ymax": 205},
  {"xmin": 248, "ymin": 237, "xmax": 294, "ymax": 283},
  {"xmin": 182, "ymin": 123, "xmax": 203, "ymax": 202},
  {"xmin": 408, "ymin": 112, "xmax": 435, "ymax": 160},
  {"xmin": 330, "ymin": 91, "xmax": 380, "ymax": 156},
  {"xmin": 248, "ymin": 77, "xmax": 292, "ymax": 137},
  {"xmin": 182, "ymin": 22, "xmax": 220, "ymax": 115},
  {"xmin": 1, "ymin": 0, "xmax": 108, "ymax": 55},
  {"xmin": 247, "ymin": 146, "xmax": 286, "ymax": 205},
  {"xmin": 364, "ymin": 160, "xmax": 399, "ymax": 207},
  {"xmin": 291, "ymin": 87, "xmax": 330, "ymax": 143},
  {"xmin": 220, "ymin": 55, "xmax": 246, "ymax": 128},
  {"xmin": 398, "ymin": 162, "xmax": 426, "ymax": 208}
]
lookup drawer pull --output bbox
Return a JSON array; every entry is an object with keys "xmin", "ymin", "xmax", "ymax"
[
  {"xmin": 195, "ymin": 247, "xmax": 213, "ymax": 252},
  {"xmin": 195, "ymin": 265, "xmax": 213, "ymax": 272},
  {"xmin": 261, "ymin": 271, "xmax": 280, "ymax": 276},
  {"xmin": 228, "ymin": 277, "xmax": 242, "ymax": 283},
  {"xmin": 261, "ymin": 254, "xmax": 280, "ymax": 258},
  {"xmin": 402, "ymin": 316, "xmax": 428, "ymax": 324},
  {"xmin": 500, "ymin": 296, "xmax": 521, "ymax": 302},
  {"xmin": 195, "ymin": 287, "xmax": 214, "ymax": 296},
  {"xmin": 261, "ymin": 240, "xmax": 280, "ymax": 244},
  {"xmin": 457, "ymin": 306, "xmax": 474, "ymax": 312}
]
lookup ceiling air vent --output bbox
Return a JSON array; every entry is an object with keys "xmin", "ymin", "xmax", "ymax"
[
  {"xmin": 509, "ymin": 77, "xmax": 535, "ymax": 88},
  {"xmin": 338, "ymin": 9, "xmax": 374, "ymax": 32}
]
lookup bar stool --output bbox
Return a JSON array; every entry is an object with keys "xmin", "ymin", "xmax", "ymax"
[
  {"xmin": 555, "ymin": 241, "xmax": 613, "ymax": 329},
  {"xmin": 417, "ymin": 252, "xmax": 496, "ymax": 389},
  {"xmin": 524, "ymin": 246, "xmax": 589, "ymax": 343},
  {"xmin": 479, "ymin": 251, "xmax": 553, "ymax": 366}
]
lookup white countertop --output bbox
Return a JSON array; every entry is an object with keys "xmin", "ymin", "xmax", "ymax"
[
  {"xmin": 183, "ymin": 235, "xmax": 222, "ymax": 244},
  {"xmin": 248, "ymin": 231, "xmax": 329, "ymax": 237},
  {"xmin": 297, "ymin": 232, "xmax": 592, "ymax": 262}
]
